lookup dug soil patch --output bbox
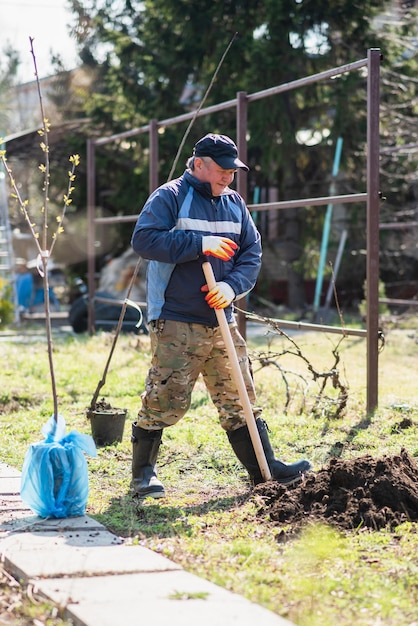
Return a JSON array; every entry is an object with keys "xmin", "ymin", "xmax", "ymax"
[{"xmin": 254, "ymin": 448, "xmax": 418, "ymax": 531}]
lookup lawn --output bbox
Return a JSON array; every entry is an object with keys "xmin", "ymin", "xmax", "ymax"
[{"xmin": 1, "ymin": 313, "xmax": 418, "ymax": 626}]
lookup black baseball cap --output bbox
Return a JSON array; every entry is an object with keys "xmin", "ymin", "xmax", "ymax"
[{"xmin": 193, "ymin": 133, "xmax": 249, "ymax": 171}]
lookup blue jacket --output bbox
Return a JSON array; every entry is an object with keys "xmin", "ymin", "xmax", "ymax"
[{"xmin": 131, "ymin": 170, "xmax": 262, "ymax": 326}]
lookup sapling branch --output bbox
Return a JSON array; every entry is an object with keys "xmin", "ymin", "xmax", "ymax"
[{"xmin": 0, "ymin": 38, "xmax": 80, "ymax": 423}]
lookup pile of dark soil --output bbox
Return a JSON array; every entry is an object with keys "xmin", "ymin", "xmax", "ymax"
[{"xmin": 254, "ymin": 448, "xmax": 418, "ymax": 531}]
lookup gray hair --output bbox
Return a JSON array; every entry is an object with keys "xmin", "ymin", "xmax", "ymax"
[
  {"xmin": 186, "ymin": 156, "xmax": 196, "ymax": 170},
  {"xmin": 187, "ymin": 155, "xmax": 212, "ymax": 170}
]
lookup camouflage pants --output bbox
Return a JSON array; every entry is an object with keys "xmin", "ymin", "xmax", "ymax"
[{"xmin": 137, "ymin": 319, "xmax": 260, "ymax": 431}]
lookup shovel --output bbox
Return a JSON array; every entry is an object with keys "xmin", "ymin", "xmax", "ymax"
[{"xmin": 202, "ymin": 262, "xmax": 271, "ymax": 482}]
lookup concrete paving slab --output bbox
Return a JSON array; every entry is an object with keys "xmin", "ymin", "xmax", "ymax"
[
  {"xmin": 0, "ymin": 495, "xmax": 32, "ymax": 514},
  {"xmin": 1, "ymin": 514, "xmax": 107, "ymax": 532},
  {"xmin": 2, "ymin": 542, "xmax": 181, "ymax": 579},
  {"xmin": 0, "ymin": 511, "xmax": 105, "ymax": 533},
  {"xmin": 38, "ymin": 570, "xmax": 295, "ymax": 626},
  {"xmin": 0, "ymin": 476, "xmax": 21, "ymax": 494},
  {"xmin": 0, "ymin": 510, "xmax": 38, "ymax": 528},
  {"xmin": 0, "ymin": 462, "xmax": 296, "ymax": 626},
  {"xmin": 31, "ymin": 516, "xmax": 106, "ymax": 531},
  {"xmin": 0, "ymin": 496, "xmax": 32, "ymax": 528},
  {"xmin": 0, "ymin": 464, "xmax": 21, "ymax": 477},
  {"xmin": 1, "ymin": 526, "xmax": 123, "ymax": 550}
]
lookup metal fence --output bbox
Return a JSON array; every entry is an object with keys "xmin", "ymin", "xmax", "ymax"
[{"xmin": 86, "ymin": 48, "xmax": 381, "ymax": 413}]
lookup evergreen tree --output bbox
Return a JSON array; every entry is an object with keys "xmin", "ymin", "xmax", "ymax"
[{"xmin": 61, "ymin": 0, "xmax": 417, "ymax": 306}]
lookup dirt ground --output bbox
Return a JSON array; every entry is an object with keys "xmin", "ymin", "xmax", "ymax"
[{"xmin": 254, "ymin": 447, "xmax": 418, "ymax": 532}]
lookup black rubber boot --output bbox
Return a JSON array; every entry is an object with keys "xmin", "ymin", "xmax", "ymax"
[
  {"xmin": 131, "ymin": 423, "xmax": 165, "ymax": 498},
  {"xmin": 227, "ymin": 418, "xmax": 312, "ymax": 486}
]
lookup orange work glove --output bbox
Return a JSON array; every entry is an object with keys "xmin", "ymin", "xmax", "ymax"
[
  {"xmin": 202, "ymin": 236, "xmax": 238, "ymax": 261},
  {"xmin": 201, "ymin": 282, "xmax": 235, "ymax": 309}
]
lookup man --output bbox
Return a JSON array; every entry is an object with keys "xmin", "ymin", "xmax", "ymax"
[{"xmin": 130, "ymin": 133, "xmax": 311, "ymax": 498}]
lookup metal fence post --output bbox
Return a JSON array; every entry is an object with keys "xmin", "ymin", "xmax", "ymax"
[{"xmin": 366, "ymin": 48, "xmax": 381, "ymax": 414}]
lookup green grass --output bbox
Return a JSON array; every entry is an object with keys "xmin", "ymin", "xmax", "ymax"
[{"xmin": 1, "ymin": 316, "xmax": 418, "ymax": 626}]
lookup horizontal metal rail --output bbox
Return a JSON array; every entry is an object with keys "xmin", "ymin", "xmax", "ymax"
[
  {"xmin": 94, "ymin": 192, "xmax": 368, "ymax": 225},
  {"xmin": 380, "ymin": 221, "xmax": 418, "ymax": 230},
  {"xmin": 246, "ymin": 316, "xmax": 367, "ymax": 337},
  {"xmin": 379, "ymin": 298, "xmax": 418, "ymax": 307},
  {"xmin": 250, "ymin": 193, "xmax": 367, "ymax": 211},
  {"xmin": 94, "ymin": 58, "xmax": 368, "ymax": 147}
]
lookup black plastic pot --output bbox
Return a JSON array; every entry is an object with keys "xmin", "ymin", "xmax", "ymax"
[{"xmin": 87, "ymin": 407, "xmax": 127, "ymax": 447}]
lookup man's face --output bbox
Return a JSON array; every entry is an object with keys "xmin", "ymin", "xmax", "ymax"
[{"xmin": 194, "ymin": 157, "xmax": 236, "ymax": 196}]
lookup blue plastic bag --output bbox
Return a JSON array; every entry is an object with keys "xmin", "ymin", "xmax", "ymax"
[{"xmin": 20, "ymin": 414, "xmax": 97, "ymax": 518}]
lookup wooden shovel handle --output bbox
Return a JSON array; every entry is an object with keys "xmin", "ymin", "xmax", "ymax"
[{"xmin": 202, "ymin": 262, "xmax": 271, "ymax": 481}]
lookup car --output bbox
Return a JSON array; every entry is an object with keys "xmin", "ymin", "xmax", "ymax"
[{"xmin": 69, "ymin": 290, "xmax": 148, "ymax": 334}]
